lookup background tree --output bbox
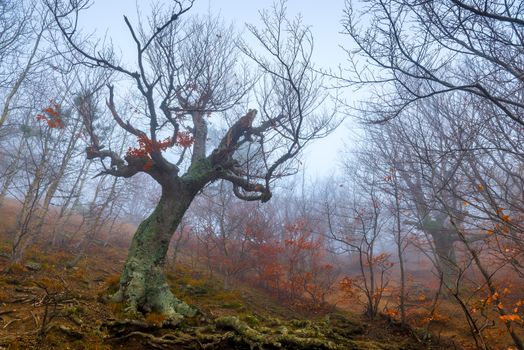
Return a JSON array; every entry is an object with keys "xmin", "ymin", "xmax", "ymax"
[
  {"xmin": 347, "ymin": 86, "xmax": 524, "ymax": 347},
  {"xmin": 325, "ymin": 167, "xmax": 393, "ymax": 319},
  {"xmin": 341, "ymin": 0, "xmax": 524, "ymax": 127},
  {"xmin": 0, "ymin": 0, "xmax": 44, "ymax": 129}
]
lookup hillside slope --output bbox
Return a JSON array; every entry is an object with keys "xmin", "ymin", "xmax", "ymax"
[{"xmin": 0, "ymin": 201, "xmax": 443, "ymax": 349}]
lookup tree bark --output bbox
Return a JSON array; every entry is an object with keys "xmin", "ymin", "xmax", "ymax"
[
  {"xmin": 112, "ymin": 184, "xmax": 201, "ymax": 320},
  {"xmin": 427, "ymin": 223, "xmax": 458, "ymax": 289},
  {"xmin": 50, "ymin": 159, "xmax": 90, "ymax": 247},
  {"xmin": 393, "ymin": 176, "xmax": 406, "ymax": 325},
  {"xmin": 11, "ymin": 149, "xmax": 48, "ymax": 263},
  {"xmin": 0, "ymin": 137, "xmax": 25, "ymax": 208},
  {"xmin": 0, "ymin": 29, "xmax": 43, "ymax": 129}
]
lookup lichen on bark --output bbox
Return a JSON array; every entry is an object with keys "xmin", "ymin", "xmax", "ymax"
[{"xmin": 112, "ymin": 190, "xmax": 199, "ymax": 321}]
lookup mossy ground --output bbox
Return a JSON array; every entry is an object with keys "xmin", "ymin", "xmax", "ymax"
[
  {"xmin": 0, "ymin": 200, "xmax": 448, "ymax": 350},
  {"xmin": 0, "ymin": 245, "xmax": 436, "ymax": 350}
]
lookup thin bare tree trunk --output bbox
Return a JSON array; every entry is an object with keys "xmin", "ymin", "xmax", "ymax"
[
  {"xmin": 0, "ymin": 29, "xmax": 43, "ymax": 128},
  {"xmin": 11, "ymin": 152, "xmax": 48, "ymax": 262},
  {"xmin": 50, "ymin": 159, "xmax": 90, "ymax": 247},
  {"xmin": 392, "ymin": 174, "xmax": 406, "ymax": 325},
  {"xmin": 0, "ymin": 138, "xmax": 25, "ymax": 207},
  {"xmin": 33, "ymin": 118, "xmax": 82, "ymax": 236}
]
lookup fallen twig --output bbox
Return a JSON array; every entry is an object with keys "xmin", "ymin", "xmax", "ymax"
[
  {"xmin": 0, "ymin": 310, "xmax": 15, "ymax": 316},
  {"xmin": 30, "ymin": 311, "xmax": 38, "ymax": 327},
  {"xmin": 3, "ymin": 318, "xmax": 22, "ymax": 329}
]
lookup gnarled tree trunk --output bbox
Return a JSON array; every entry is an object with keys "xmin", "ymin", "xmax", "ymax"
[
  {"xmin": 431, "ymin": 230, "xmax": 458, "ymax": 289},
  {"xmin": 422, "ymin": 217, "xmax": 459, "ymax": 289},
  {"xmin": 112, "ymin": 183, "xmax": 201, "ymax": 320}
]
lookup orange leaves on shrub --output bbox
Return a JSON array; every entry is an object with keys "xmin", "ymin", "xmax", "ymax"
[
  {"xmin": 385, "ymin": 309, "xmax": 399, "ymax": 317},
  {"xmin": 283, "ymin": 218, "xmax": 320, "ymax": 251},
  {"xmin": 35, "ymin": 101, "xmax": 64, "ymax": 129},
  {"xmin": 339, "ymin": 276, "xmax": 355, "ymax": 295},
  {"xmin": 499, "ymin": 314, "xmax": 522, "ymax": 323},
  {"xmin": 372, "ymin": 252, "xmax": 392, "ymax": 266},
  {"xmin": 250, "ymin": 217, "xmax": 338, "ymax": 310},
  {"xmin": 422, "ymin": 311, "xmax": 449, "ymax": 324}
]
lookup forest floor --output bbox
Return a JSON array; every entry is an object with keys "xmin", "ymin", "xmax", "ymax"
[
  {"xmin": 0, "ymin": 200, "xmax": 473, "ymax": 349},
  {"xmin": 0, "ymin": 242, "xmax": 436, "ymax": 350}
]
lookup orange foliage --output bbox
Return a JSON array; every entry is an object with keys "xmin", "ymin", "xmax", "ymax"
[
  {"xmin": 176, "ymin": 131, "xmax": 194, "ymax": 148},
  {"xmin": 339, "ymin": 276, "xmax": 355, "ymax": 297},
  {"xmin": 125, "ymin": 132, "xmax": 193, "ymax": 171},
  {"xmin": 199, "ymin": 213, "xmax": 338, "ymax": 311},
  {"xmin": 499, "ymin": 314, "xmax": 522, "ymax": 323},
  {"xmin": 35, "ymin": 101, "xmax": 64, "ymax": 129},
  {"xmin": 253, "ymin": 218, "xmax": 339, "ymax": 310},
  {"xmin": 126, "ymin": 135, "xmax": 173, "ymax": 158}
]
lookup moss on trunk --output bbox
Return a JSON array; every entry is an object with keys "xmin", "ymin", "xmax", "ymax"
[{"xmin": 113, "ymin": 186, "xmax": 199, "ymax": 321}]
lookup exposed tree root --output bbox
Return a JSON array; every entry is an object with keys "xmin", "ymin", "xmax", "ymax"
[
  {"xmin": 113, "ymin": 257, "xmax": 196, "ymax": 323},
  {"xmin": 103, "ymin": 314, "xmax": 408, "ymax": 350},
  {"xmin": 109, "ymin": 331, "xmax": 182, "ymax": 349},
  {"xmin": 52, "ymin": 324, "xmax": 83, "ymax": 339}
]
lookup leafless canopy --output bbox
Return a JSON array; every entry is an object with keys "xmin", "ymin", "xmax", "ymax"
[
  {"xmin": 342, "ymin": 0, "xmax": 524, "ymax": 126},
  {"xmin": 47, "ymin": 0, "xmax": 337, "ymax": 202}
]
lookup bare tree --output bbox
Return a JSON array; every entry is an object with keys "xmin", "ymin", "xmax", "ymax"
[
  {"xmin": 341, "ymin": 0, "xmax": 524, "ymax": 127},
  {"xmin": 325, "ymin": 166, "xmax": 392, "ymax": 319},
  {"xmin": 359, "ymin": 90, "xmax": 524, "ymax": 348},
  {"xmin": 49, "ymin": 0, "xmax": 337, "ymax": 320},
  {"xmin": 190, "ymin": 181, "xmax": 257, "ymax": 290},
  {"xmin": 0, "ymin": 0, "xmax": 53, "ymax": 130}
]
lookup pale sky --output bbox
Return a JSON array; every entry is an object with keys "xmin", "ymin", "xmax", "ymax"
[{"xmin": 80, "ymin": 0, "xmax": 355, "ymax": 179}]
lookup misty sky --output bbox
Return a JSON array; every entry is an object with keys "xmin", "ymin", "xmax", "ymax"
[{"xmin": 79, "ymin": 0, "xmax": 355, "ymax": 179}]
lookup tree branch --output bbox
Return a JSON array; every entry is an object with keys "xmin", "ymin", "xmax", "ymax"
[{"xmin": 106, "ymin": 85, "xmax": 146, "ymax": 137}]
